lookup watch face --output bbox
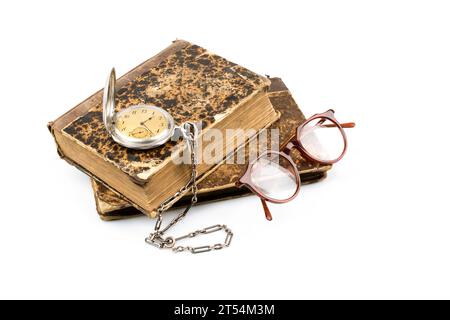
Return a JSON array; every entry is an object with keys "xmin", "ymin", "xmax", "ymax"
[
  {"xmin": 115, "ymin": 106, "xmax": 169, "ymax": 139},
  {"xmin": 112, "ymin": 105, "xmax": 174, "ymax": 149}
]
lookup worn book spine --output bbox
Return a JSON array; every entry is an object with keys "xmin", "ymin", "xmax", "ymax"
[{"xmin": 92, "ymin": 78, "xmax": 332, "ymax": 220}]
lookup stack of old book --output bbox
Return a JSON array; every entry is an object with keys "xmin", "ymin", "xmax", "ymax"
[{"xmin": 49, "ymin": 40, "xmax": 330, "ymax": 220}]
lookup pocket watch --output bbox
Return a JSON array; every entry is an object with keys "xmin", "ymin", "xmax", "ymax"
[{"xmin": 102, "ymin": 68, "xmax": 176, "ymax": 150}]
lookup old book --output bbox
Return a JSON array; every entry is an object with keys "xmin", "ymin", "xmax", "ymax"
[
  {"xmin": 92, "ymin": 78, "xmax": 332, "ymax": 220},
  {"xmin": 48, "ymin": 40, "xmax": 279, "ymax": 216}
]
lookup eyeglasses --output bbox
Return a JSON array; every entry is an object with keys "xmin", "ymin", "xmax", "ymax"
[{"xmin": 236, "ymin": 109, "xmax": 355, "ymax": 221}]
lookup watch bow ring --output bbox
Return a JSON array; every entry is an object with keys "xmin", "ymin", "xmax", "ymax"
[{"xmin": 102, "ymin": 68, "xmax": 176, "ymax": 150}]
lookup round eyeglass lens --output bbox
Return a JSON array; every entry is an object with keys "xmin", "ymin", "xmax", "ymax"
[
  {"xmin": 250, "ymin": 152, "xmax": 298, "ymax": 201},
  {"xmin": 298, "ymin": 117, "xmax": 345, "ymax": 162}
]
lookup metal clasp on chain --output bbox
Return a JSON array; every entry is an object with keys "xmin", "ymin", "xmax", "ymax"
[{"xmin": 145, "ymin": 232, "xmax": 175, "ymax": 249}]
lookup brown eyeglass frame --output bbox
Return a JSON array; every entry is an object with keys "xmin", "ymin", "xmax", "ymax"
[{"xmin": 236, "ymin": 109, "xmax": 355, "ymax": 221}]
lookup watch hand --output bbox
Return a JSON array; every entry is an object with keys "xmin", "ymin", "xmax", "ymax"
[
  {"xmin": 140, "ymin": 123, "xmax": 154, "ymax": 135},
  {"xmin": 141, "ymin": 115, "xmax": 154, "ymax": 125}
]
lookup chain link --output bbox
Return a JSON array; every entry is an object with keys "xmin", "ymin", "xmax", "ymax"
[{"xmin": 145, "ymin": 122, "xmax": 233, "ymax": 254}]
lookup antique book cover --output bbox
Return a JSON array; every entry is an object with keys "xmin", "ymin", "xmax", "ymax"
[
  {"xmin": 48, "ymin": 40, "xmax": 279, "ymax": 216},
  {"xmin": 92, "ymin": 78, "xmax": 332, "ymax": 220}
]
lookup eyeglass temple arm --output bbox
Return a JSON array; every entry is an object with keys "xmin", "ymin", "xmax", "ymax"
[
  {"xmin": 260, "ymin": 198, "xmax": 273, "ymax": 221},
  {"xmin": 323, "ymin": 122, "xmax": 355, "ymax": 128},
  {"xmin": 236, "ymin": 181, "xmax": 274, "ymax": 221},
  {"xmin": 319, "ymin": 120, "xmax": 355, "ymax": 128}
]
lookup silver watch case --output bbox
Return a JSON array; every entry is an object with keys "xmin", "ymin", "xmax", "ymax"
[{"xmin": 102, "ymin": 68, "xmax": 175, "ymax": 150}]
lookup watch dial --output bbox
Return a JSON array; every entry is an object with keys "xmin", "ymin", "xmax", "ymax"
[{"xmin": 115, "ymin": 106, "xmax": 169, "ymax": 139}]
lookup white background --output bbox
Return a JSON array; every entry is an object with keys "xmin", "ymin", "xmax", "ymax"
[{"xmin": 0, "ymin": 0, "xmax": 449, "ymax": 299}]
